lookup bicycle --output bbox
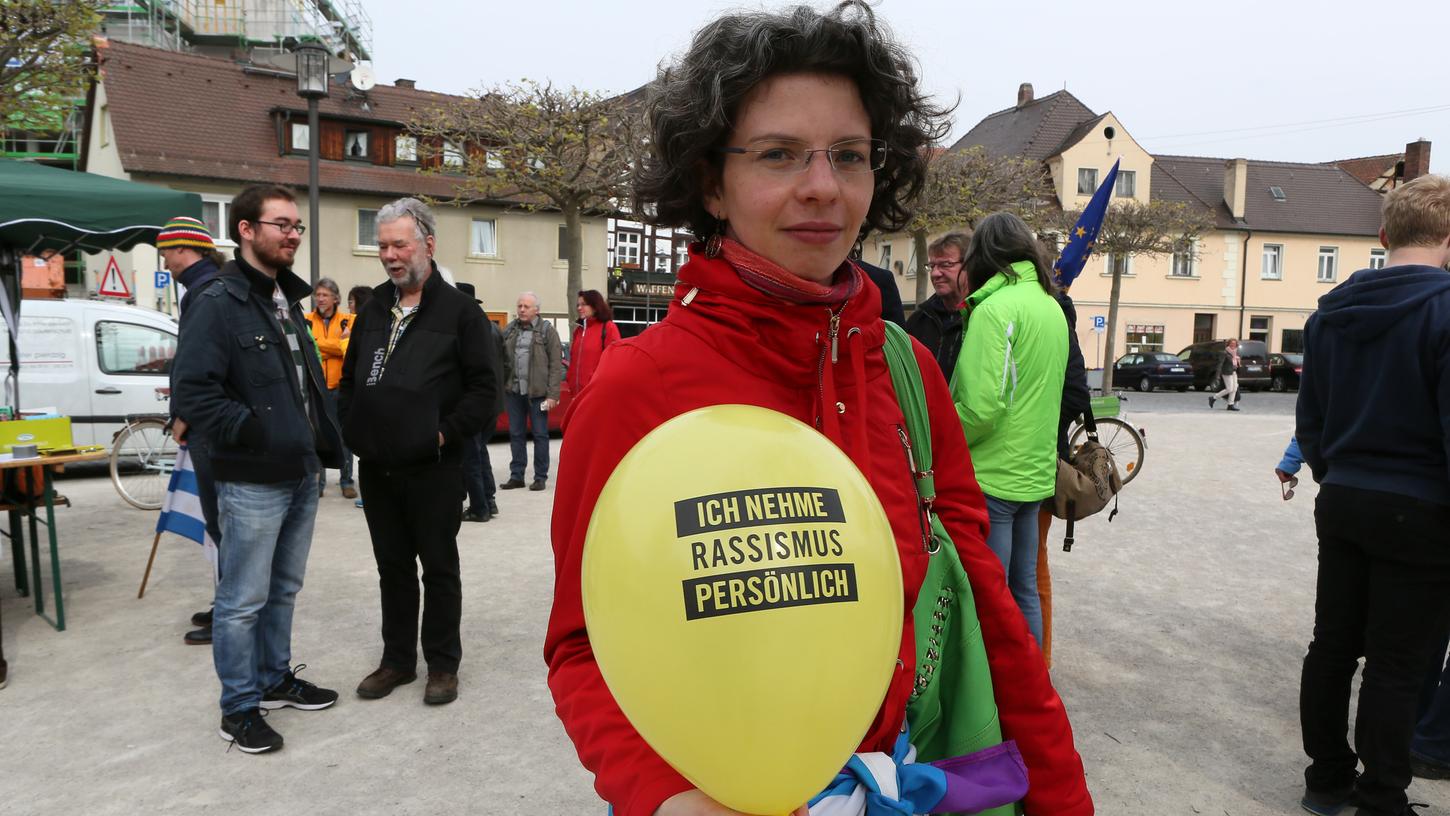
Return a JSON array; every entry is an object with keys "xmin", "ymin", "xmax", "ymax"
[
  {"xmin": 110, "ymin": 413, "xmax": 177, "ymax": 510},
  {"xmin": 1069, "ymin": 392, "xmax": 1146, "ymax": 486}
]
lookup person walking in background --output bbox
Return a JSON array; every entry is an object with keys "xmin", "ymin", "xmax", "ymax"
[
  {"xmin": 905, "ymin": 230, "xmax": 971, "ymax": 380},
  {"xmin": 344, "ymin": 285, "xmax": 373, "ymax": 510},
  {"xmin": 171, "ymin": 184, "xmax": 344, "ymax": 754},
  {"xmin": 339, "ymin": 198, "xmax": 497, "ymax": 706},
  {"xmin": 950, "ymin": 212, "xmax": 1068, "ymax": 648},
  {"xmin": 457, "ymin": 282, "xmax": 503, "ymax": 523},
  {"xmin": 1210, "ymin": 338, "xmax": 1241, "ymax": 411},
  {"xmin": 307, "ymin": 277, "xmax": 356, "ymax": 500},
  {"xmin": 157, "ymin": 215, "xmax": 227, "ymax": 646},
  {"xmin": 501, "ymin": 292, "xmax": 563, "ymax": 492},
  {"xmin": 1296, "ymin": 174, "xmax": 1450, "ymax": 816},
  {"xmin": 566, "ymin": 289, "xmax": 621, "ymax": 396}
]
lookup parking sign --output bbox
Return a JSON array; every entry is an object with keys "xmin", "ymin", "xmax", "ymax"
[
  {"xmin": 1092, "ymin": 315, "xmax": 1106, "ymax": 333},
  {"xmin": 155, "ymin": 270, "xmax": 171, "ymax": 289}
]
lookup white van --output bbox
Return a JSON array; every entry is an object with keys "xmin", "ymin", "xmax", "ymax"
[{"xmin": 0, "ymin": 299, "xmax": 177, "ymax": 445}]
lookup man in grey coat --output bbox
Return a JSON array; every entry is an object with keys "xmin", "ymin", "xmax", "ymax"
[{"xmin": 500, "ymin": 291, "xmax": 563, "ymax": 491}]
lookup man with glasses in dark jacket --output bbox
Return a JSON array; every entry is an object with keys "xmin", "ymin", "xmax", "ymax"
[
  {"xmin": 172, "ymin": 184, "xmax": 344, "ymax": 754},
  {"xmin": 905, "ymin": 231, "xmax": 971, "ymax": 379}
]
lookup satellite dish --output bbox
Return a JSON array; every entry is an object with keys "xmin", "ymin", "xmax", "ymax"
[{"xmin": 350, "ymin": 64, "xmax": 376, "ymax": 92}]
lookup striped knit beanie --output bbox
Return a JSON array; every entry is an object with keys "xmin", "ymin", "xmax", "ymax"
[{"xmin": 156, "ymin": 216, "xmax": 216, "ymax": 250}]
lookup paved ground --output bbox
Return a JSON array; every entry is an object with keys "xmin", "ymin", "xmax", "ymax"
[{"xmin": 2, "ymin": 405, "xmax": 1447, "ymax": 815}]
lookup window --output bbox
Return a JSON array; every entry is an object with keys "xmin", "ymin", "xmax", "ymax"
[
  {"xmin": 1249, "ymin": 315, "xmax": 1271, "ymax": 344},
  {"xmin": 395, "ymin": 134, "xmax": 418, "ymax": 164},
  {"xmin": 1171, "ymin": 241, "xmax": 1197, "ymax": 277},
  {"xmin": 485, "ymin": 150, "xmax": 503, "ymax": 171},
  {"xmin": 1077, "ymin": 167, "xmax": 1098, "ymax": 195},
  {"xmin": 615, "ymin": 231, "xmax": 641, "ymax": 266},
  {"xmin": 675, "ymin": 242, "xmax": 690, "ymax": 271},
  {"xmin": 1124, "ymin": 323, "xmax": 1165, "ymax": 353},
  {"xmin": 1115, "ymin": 170, "xmax": 1136, "ymax": 198},
  {"xmin": 1261, "ymin": 243, "xmax": 1284, "ymax": 280},
  {"xmin": 557, "ymin": 225, "xmax": 569, "ymax": 261},
  {"xmin": 95, "ymin": 321, "xmax": 176, "ymax": 376},
  {"xmin": 469, "ymin": 219, "xmax": 498, "ymax": 257},
  {"xmin": 200, "ymin": 198, "xmax": 236, "ymax": 247},
  {"xmin": 356, "ymin": 209, "xmax": 379, "ymax": 248},
  {"xmin": 1369, "ymin": 248, "xmax": 1386, "ymax": 269},
  {"xmin": 1317, "ymin": 246, "xmax": 1338, "ymax": 283},
  {"xmin": 443, "ymin": 141, "xmax": 464, "ymax": 169},
  {"xmin": 654, "ymin": 254, "xmax": 672, "ymax": 274},
  {"xmin": 344, "ymin": 130, "xmax": 369, "ymax": 159},
  {"xmin": 1193, "ymin": 313, "xmax": 1216, "ymax": 344},
  {"xmin": 290, "ymin": 123, "xmax": 309, "ymax": 153},
  {"xmin": 1269, "ymin": 186, "xmax": 1287, "ymax": 201},
  {"xmin": 1281, "ymin": 328, "xmax": 1305, "ymax": 353},
  {"xmin": 879, "ymin": 244, "xmax": 892, "ymax": 269},
  {"xmin": 1104, "ymin": 253, "xmax": 1132, "ymax": 277}
]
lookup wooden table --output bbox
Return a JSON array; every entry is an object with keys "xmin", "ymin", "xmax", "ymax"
[{"xmin": 2, "ymin": 450, "xmax": 109, "ymax": 632}]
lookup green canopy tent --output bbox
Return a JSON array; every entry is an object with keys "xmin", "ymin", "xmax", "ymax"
[{"xmin": 0, "ymin": 160, "xmax": 201, "ymax": 412}]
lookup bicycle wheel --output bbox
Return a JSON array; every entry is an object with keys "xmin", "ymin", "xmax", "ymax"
[
  {"xmin": 1071, "ymin": 416, "xmax": 1145, "ymax": 487},
  {"xmin": 110, "ymin": 419, "xmax": 177, "ymax": 510}
]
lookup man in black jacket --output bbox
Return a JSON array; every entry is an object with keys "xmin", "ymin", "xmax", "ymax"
[
  {"xmin": 340, "ymin": 198, "xmax": 497, "ymax": 707},
  {"xmin": 905, "ymin": 231, "xmax": 971, "ymax": 380},
  {"xmin": 1296, "ymin": 174, "xmax": 1450, "ymax": 816},
  {"xmin": 171, "ymin": 184, "xmax": 344, "ymax": 754}
]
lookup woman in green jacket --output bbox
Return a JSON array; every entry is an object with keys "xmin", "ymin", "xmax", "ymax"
[{"xmin": 949, "ymin": 212, "xmax": 1067, "ymax": 647}]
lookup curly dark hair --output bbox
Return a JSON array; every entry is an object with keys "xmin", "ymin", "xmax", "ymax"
[{"xmin": 635, "ymin": 1, "xmax": 950, "ymax": 241}]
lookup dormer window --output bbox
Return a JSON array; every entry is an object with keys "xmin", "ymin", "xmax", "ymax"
[
  {"xmin": 290, "ymin": 123, "xmax": 309, "ymax": 153},
  {"xmin": 395, "ymin": 135, "xmax": 418, "ymax": 164},
  {"xmin": 1270, "ymin": 186, "xmax": 1287, "ymax": 201},
  {"xmin": 344, "ymin": 129, "xmax": 369, "ymax": 159}
]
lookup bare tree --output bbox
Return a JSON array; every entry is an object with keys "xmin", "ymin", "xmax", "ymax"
[
  {"xmin": 0, "ymin": 1, "xmax": 102, "ymax": 126},
  {"xmin": 904, "ymin": 147, "xmax": 1052, "ymax": 304},
  {"xmin": 1051, "ymin": 199, "xmax": 1214, "ymax": 378},
  {"xmin": 409, "ymin": 81, "xmax": 643, "ymax": 310}
]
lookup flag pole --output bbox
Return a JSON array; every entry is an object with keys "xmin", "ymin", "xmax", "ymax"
[{"xmin": 138, "ymin": 530, "xmax": 163, "ymax": 599}]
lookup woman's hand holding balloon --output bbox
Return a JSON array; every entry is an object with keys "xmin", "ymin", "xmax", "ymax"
[{"xmin": 655, "ymin": 790, "xmax": 809, "ymax": 816}]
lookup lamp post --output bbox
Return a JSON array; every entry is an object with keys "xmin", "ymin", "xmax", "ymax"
[{"xmin": 293, "ymin": 41, "xmax": 330, "ymax": 286}]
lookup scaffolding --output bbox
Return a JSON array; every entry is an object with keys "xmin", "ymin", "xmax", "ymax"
[{"xmin": 99, "ymin": 0, "xmax": 373, "ymax": 61}]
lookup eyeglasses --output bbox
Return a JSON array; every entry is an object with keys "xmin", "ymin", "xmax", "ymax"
[
  {"xmin": 926, "ymin": 259, "xmax": 963, "ymax": 272},
  {"xmin": 255, "ymin": 220, "xmax": 306, "ymax": 236},
  {"xmin": 718, "ymin": 138, "xmax": 888, "ymax": 175},
  {"xmin": 1281, "ymin": 475, "xmax": 1299, "ymax": 501}
]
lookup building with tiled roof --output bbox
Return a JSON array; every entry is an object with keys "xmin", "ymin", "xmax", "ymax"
[
  {"xmin": 869, "ymin": 81, "xmax": 1432, "ymax": 364},
  {"xmin": 81, "ymin": 38, "xmax": 607, "ymax": 323}
]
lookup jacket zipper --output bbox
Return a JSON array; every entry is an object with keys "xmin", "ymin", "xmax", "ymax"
[{"xmin": 815, "ymin": 304, "xmax": 846, "ymax": 427}]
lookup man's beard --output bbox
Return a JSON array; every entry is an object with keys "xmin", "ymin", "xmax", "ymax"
[
  {"xmin": 388, "ymin": 258, "xmax": 428, "ymax": 290},
  {"xmin": 255, "ymin": 240, "xmax": 296, "ymax": 271}
]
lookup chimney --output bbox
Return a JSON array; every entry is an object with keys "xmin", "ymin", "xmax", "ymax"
[
  {"xmin": 1403, "ymin": 139, "xmax": 1432, "ymax": 182},
  {"xmin": 1017, "ymin": 82, "xmax": 1034, "ymax": 108},
  {"xmin": 395, "ymin": 78, "xmax": 416, "ymax": 89},
  {"xmin": 1223, "ymin": 158, "xmax": 1248, "ymax": 220}
]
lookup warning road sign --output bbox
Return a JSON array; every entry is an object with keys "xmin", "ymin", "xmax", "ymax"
[{"xmin": 98, "ymin": 257, "xmax": 132, "ymax": 298}]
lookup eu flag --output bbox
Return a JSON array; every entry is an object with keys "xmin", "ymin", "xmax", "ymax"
[{"xmin": 1054, "ymin": 158, "xmax": 1120, "ymax": 288}]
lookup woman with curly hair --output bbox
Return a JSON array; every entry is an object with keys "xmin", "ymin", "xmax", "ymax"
[{"xmin": 544, "ymin": 4, "xmax": 1092, "ymax": 814}]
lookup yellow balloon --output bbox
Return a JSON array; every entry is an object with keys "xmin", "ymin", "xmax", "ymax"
[{"xmin": 583, "ymin": 404, "xmax": 903, "ymax": 816}]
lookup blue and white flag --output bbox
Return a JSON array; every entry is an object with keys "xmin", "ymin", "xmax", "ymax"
[
  {"xmin": 1054, "ymin": 158, "xmax": 1121, "ymax": 289},
  {"xmin": 156, "ymin": 444, "xmax": 217, "ymax": 581}
]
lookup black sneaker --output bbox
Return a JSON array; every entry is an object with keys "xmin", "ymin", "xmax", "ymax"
[
  {"xmin": 1302, "ymin": 784, "xmax": 1355, "ymax": 815},
  {"xmin": 219, "ymin": 708, "xmax": 283, "ymax": 753},
  {"xmin": 191, "ymin": 608, "xmax": 213, "ymax": 627},
  {"xmin": 260, "ymin": 664, "xmax": 338, "ymax": 711}
]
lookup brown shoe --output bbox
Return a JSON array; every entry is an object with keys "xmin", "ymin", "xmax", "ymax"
[
  {"xmin": 424, "ymin": 672, "xmax": 458, "ymax": 705},
  {"xmin": 341, "ymin": 485, "xmax": 358, "ymax": 500},
  {"xmin": 356, "ymin": 666, "xmax": 417, "ymax": 699}
]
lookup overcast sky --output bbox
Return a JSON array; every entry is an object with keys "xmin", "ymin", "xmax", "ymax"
[{"xmin": 366, "ymin": 0, "xmax": 1447, "ymax": 172}]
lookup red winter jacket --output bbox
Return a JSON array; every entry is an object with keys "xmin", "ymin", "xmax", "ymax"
[
  {"xmin": 545, "ymin": 248, "xmax": 1093, "ymax": 816},
  {"xmin": 567, "ymin": 317, "xmax": 622, "ymax": 395}
]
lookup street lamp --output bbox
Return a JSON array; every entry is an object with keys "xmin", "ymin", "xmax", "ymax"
[{"xmin": 293, "ymin": 41, "xmax": 330, "ymax": 286}]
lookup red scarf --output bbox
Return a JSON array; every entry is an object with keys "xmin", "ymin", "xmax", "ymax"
[{"xmin": 720, "ymin": 238, "xmax": 862, "ymax": 305}]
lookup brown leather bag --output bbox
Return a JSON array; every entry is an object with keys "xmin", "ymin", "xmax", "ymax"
[{"xmin": 1051, "ymin": 410, "xmax": 1122, "ymax": 551}]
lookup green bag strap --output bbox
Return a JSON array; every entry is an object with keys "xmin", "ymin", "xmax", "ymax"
[{"xmin": 882, "ymin": 322, "xmax": 938, "ymax": 548}]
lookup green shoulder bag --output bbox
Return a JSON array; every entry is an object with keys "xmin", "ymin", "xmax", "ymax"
[{"xmin": 882, "ymin": 321, "xmax": 1018, "ymax": 816}]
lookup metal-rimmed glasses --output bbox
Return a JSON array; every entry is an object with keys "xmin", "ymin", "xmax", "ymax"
[
  {"xmin": 1281, "ymin": 475, "xmax": 1299, "ymax": 501},
  {"xmin": 256, "ymin": 220, "xmax": 307, "ymax": 236},
  {"xmin": 926, "ymin": 259, "xmax": 963, "ymax": 272},
  {"xmin": 718, "ymin": 138, "xmax": 888, "ymax": 174}
]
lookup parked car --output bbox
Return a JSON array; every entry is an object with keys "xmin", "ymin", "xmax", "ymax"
[
  {"xmin": 0, "ymin": 298, "xmax": 177, "ymax": 445},
  {"xmin": 1111, "ymin": 351, "xmax": 1194, "ymax": 392},
  {"xmin": 1268, "ymin": 353, "xmax": 1303, "ymax": 392},
  {"xmin": 1177, "ymin": 339, "xmax": 1272, "ymax": 392},
  {"xmin": 492, "ymin": 371, "xmax": 573, "ymax": 436}
]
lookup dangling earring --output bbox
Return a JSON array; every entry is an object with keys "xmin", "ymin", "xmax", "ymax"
[{"xmin": 705, "ymin": 216, "xmax": 725, "ymax": 258}]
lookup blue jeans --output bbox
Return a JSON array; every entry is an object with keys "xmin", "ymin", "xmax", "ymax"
[
  {"xmin": 1414, "ymin": 631, "xmax": 1450, "ymax": 764},
  {"xmin": 212, "ymin": 471, "xmax": 319, "ymax": 715},
  {"xmin": 984, "ymin": 494, "xmax": 1044, "ymax": 646},
  {"xmin": 506, "ymin": 392, "xmax": 549, "ymax": 483}
]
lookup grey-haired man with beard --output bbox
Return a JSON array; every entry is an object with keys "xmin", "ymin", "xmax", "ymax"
[{"xmin": 338, "ymin": 198, "xmax": 498, "ymax": 706}]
